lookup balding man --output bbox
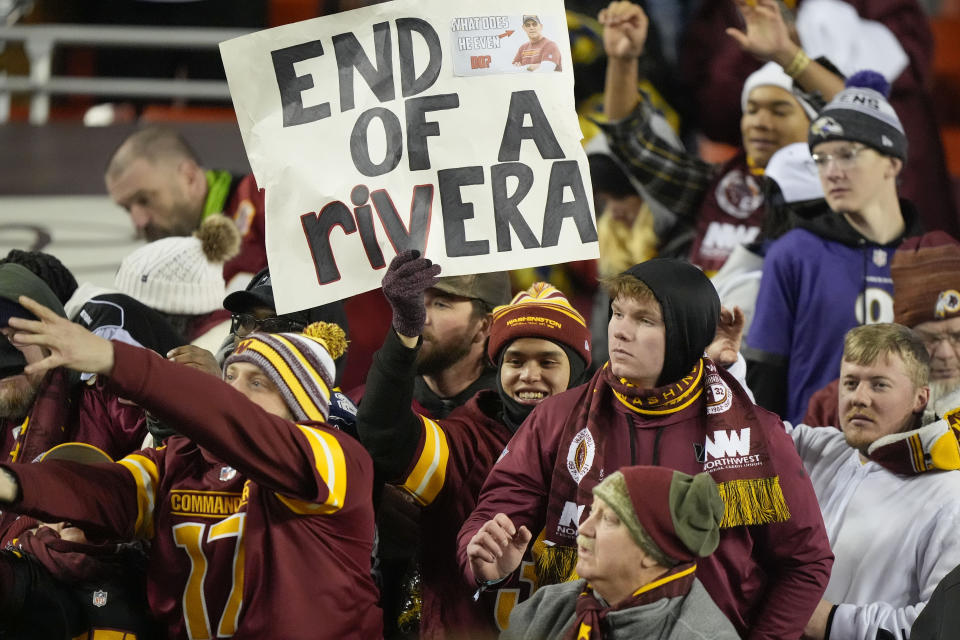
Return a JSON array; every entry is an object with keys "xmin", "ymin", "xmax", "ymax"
[{"xmin": 105, "ymin": 126, "xmax": 266, "ymax": 289}]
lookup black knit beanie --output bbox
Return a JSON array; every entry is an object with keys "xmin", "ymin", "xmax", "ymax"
[{"xmin": 617, "ymin": 259, "xmax": 719, "ymax": 386}]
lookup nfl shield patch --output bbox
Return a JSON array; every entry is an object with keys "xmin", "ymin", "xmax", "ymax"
[
  {"xmin": 220, "ymin": 466, "xmax": 237, "ymax": 482},
  {"xmin": 92, "ymin": 589, "xmax": 108, "ymax": 607}
]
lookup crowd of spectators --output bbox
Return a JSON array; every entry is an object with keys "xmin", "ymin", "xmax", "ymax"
[{"xmin": 2, "ymin": 0, "xmax": 960, "ymax": 638}]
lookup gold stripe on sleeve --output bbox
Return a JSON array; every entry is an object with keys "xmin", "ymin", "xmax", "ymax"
[
  {"xmin": 275, "ymin": 425, "xmax": 348, "ymax": 515},
  {"xmin": 400, "ymin": 416, "xmax": 450, "ymax": 506},
  {"xmin": 117, "ymin": 454, "xmax": 160, "ymax": 539}
]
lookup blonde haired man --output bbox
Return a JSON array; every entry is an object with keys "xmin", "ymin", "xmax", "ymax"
[{"xmin": 789, "ymin": 324, "xmax": 960, "ymax": 639}]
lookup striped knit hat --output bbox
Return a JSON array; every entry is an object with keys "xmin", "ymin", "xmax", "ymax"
[
  {"xmin": 808, "ymin": 71, "xmax": 907, "ymax": 161},
  {"xmin": 487, "ymin": 282, "xmax": 591, "ymax": 366},
  {"xmin": 114, "ymin": 215, "xmax": 240, "ymax": 315},
  {"xmin": 223, "ymin": 322, "xmax": 347, "ymax": 422}
]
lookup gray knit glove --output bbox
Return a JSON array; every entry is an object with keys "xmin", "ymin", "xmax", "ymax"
[{"xmin": 382, "ymin": 250, "xmax": 441, "ymax": 337}]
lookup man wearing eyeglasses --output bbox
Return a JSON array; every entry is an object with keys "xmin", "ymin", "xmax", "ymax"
[
  {"xmin": 745, "ymin": 71, "xmax": 923, "ymax": 425},
  {"xmin": 805, "ymin": 232, "xmax": 960, "ymax": 428},
  {"xmin": 163, "ymin": 267, "xmax": 355, "ymax": 441}
]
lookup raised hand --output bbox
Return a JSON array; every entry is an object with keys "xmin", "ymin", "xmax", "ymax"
[
  {"xmin": 7, "ymin": 296, "xmax": 114, "ymax": 377},
  {"xmin": 467, "ymin": 513, "xmax": 532, "ymax": 582},
  {"xmin": 167, "ymin": 344, "xmax": 221, "ymax": 378},
  {"xmin": 381, "ymin": 250, "xmax": 442, "ymax": 338},
  {"xmin": 726, "ymin": 0, "xmax": 799, "ymax": 66},
  {"xmin": 598, "ymin": 1, "xmax": 649, "ymax": 61},
  {"xmin": 707, "ymin": 306, "xmax": 745, "ymax": 368}
]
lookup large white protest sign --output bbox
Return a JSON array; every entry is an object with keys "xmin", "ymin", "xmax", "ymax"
[{"xmin": 220, "ymin": 0, "xmax": 596, "ymax": 313}]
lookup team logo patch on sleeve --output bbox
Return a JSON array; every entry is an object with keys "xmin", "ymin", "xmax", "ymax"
[{"xmin": 566, "ymin": 428, "xmax": 595, "ymax": 484}]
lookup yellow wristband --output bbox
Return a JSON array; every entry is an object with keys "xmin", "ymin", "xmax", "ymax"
[{"xmin": 784, "ymin": 48, "xmax": 811, "ymax": 79}]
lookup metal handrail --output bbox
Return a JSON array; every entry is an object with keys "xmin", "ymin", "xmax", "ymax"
[{"xmin": 0, "ymin": 23, "xmax": 253, "ymax": 124}]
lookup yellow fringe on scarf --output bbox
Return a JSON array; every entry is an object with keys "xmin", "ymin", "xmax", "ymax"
[
  {"xmin": 716, "ymin": 477, "xmax": 791, "ymax": 527},
  {"xmin": 533, "ymin": 532, "xmax": 580, "ymax": 587}
]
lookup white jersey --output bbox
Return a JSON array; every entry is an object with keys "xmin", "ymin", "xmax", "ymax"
[{"xmin": 790, "ymin": 424, "xmax": 960, "ymax": 639}]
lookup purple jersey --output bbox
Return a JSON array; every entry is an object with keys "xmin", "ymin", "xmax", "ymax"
[{"xmin": 747, "ymin": 228, "xmax": 897, "ymax": 423}]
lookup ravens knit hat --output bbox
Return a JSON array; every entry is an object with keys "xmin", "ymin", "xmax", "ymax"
[
  {"xmin": 223, "ymin": 322, "xmax": 347, "ymax": 422},
  {"xmin": 808, "ymin": 70, "xmax": 907, "ymax": 161},
  {"xmin": 593, "ymin": 466, "xmax": 724, "ymax": 567}
]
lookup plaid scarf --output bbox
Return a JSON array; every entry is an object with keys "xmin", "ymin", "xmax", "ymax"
[
  {"xmin": 563, "ymin": 563, "xmax": 697, "ymax": 640},
  {"xmin": 536, "ymin": 359, "xmax": 791, "ymax": 587}
]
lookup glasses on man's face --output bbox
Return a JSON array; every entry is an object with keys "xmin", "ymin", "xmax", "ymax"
[
  {"xmin": 915, "ymin": 330, "xmax": 960, "ymax": 351},
  {"xmin": 811, "ymin": 145, "xmax": 869, "ymax": 173},
  {"xmin": 230, "ymin": 313, "xmax": 306, "ymax": 336}
]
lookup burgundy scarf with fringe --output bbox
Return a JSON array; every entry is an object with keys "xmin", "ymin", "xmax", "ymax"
[
  {"xmin": 536, "ymin": 359, "xmax": 791, "ymax": 587},
  {"xmin": 563, "ymin": 563, "xmax": 697, "ymax": 640}
]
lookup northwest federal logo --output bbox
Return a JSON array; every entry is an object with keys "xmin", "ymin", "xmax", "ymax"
[
  {"xmin": 694, "ymin": 429, "xmax": 761, "ymax": 471},
  {"xmin": 555, "ymin": 500, "xmax": 586, "ymax": 538}
]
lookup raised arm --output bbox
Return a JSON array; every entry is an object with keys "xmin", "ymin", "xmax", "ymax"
[
  {"xmin": 8, "ymin": 295, "xmax": 370, "ymax": 511},
  {"xmin": 598, "ymin": 1, "xmax": 715, "ymax": 225},
  {"xmin": 356, "ymin": 251, "xmax": 442, "ymax": 488},
  {"xmin": 599, "ymin": 1, "xmax": 648, "ymax": 120},
  {"xmin": 727, "ymin": 0, "xmax": 844, "ymax": 101}
]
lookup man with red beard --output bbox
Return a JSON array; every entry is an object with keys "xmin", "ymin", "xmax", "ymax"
[
  {"xmin": 353, "ymin": 256, "xmax": 510, "ymax": 637},
  {"xmin": 788, "ymin": 323, "xmax": 960, "ymax": 639},
  {"xmin": 409, "ymin": 271, "xmax": 511, "ymax": 420},
  {"xmin": 358, "ymin": 251, "xmax": 591, "ymax": 638}
]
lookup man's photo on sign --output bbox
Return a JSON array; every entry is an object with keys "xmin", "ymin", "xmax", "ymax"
[
  {"xmin": 512, "ymin": 14, "xmax": 562, "ymax": 73},
  {"xmin": 448, "ymin": 13, "xmax": 566, "ymax": 78}
]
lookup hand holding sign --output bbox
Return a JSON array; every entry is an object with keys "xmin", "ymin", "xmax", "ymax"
[{"xmin": 382, "ymin": 250, "xmax": 441, "ymax": 338}]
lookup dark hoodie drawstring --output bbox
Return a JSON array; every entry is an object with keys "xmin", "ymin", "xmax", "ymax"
[{"xmin": 627, "ymin": 415, "xmax": 664, "ymax": 466}]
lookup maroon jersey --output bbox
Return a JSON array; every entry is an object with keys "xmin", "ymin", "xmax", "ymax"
[
  {"xmin": 511, "ymin": 38, "xmax": 562, "ymax": 71},
  {"xmin": 395, "ymin": 391, "xmax": 513, "ymax": 639},
  {"xmin": 7, "ymin": 342, "xmax": 381, "ymax": 640},
  {"xmin": 689, "ymin": 152, "xmax": 765, "ymax": 276},
  {"xmin": 1, "ymin": 371, "xmax": 145, "ymax": 466}
]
